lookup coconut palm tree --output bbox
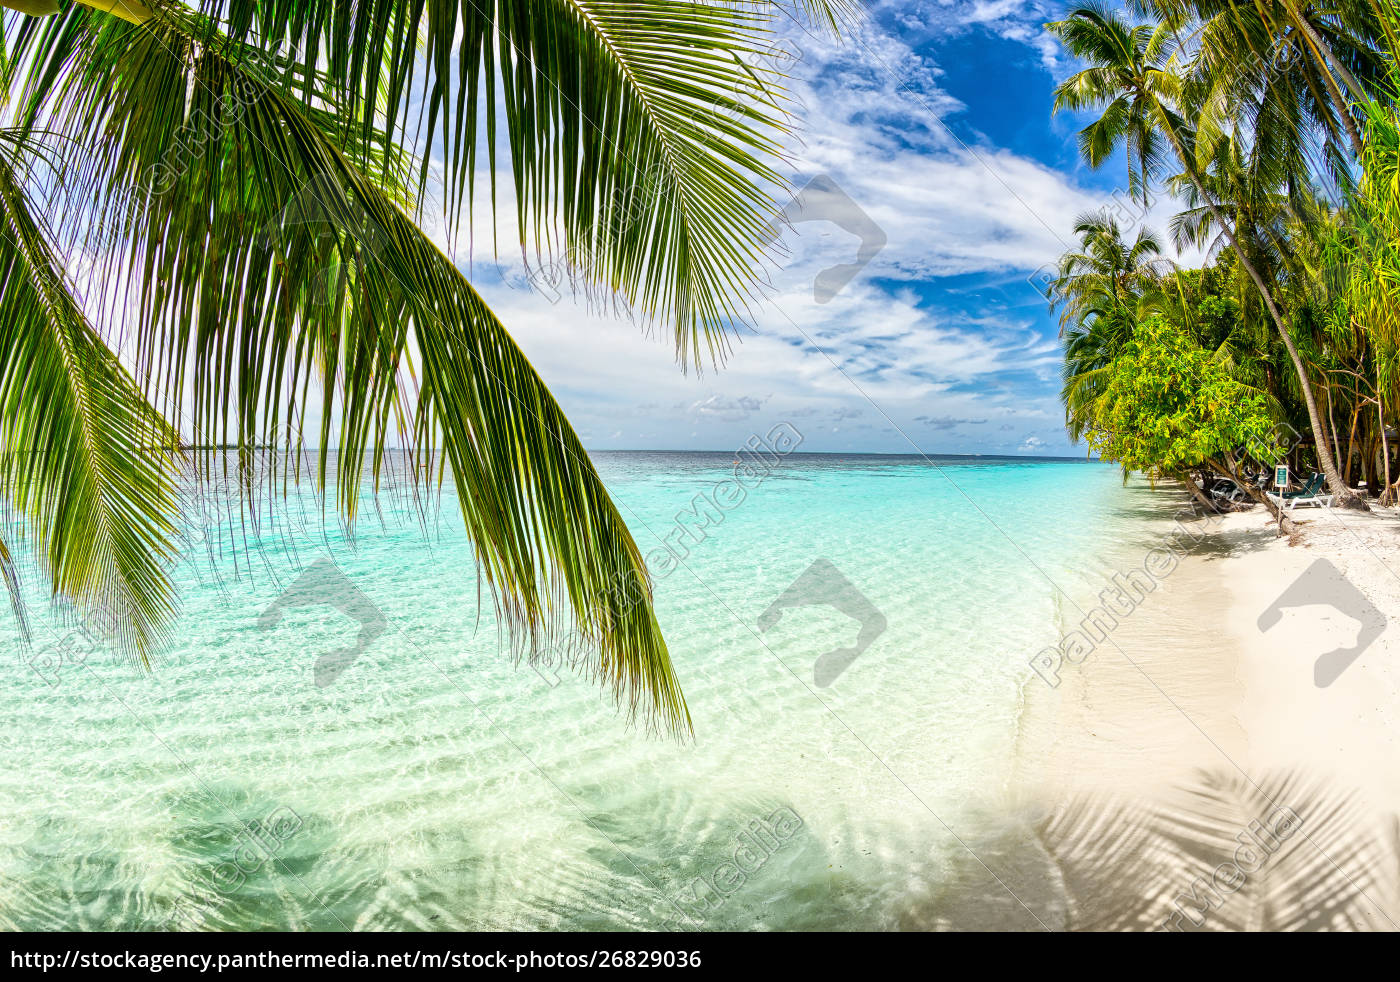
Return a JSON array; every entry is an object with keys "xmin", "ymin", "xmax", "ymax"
[
  {"xmin": 1165, "ymin": 134, "xmax": 1293, "ymax": 265},
  {"xmin": 1182, "ymin": 0, "xmax": 1388, "ymax": 164},
  {"xmin": 0, "ymin": 0, "xmax": 851, "ymax": 733},
  {"xmin": 1047, "ymin": 1, "xmax": 1366, "ymax": 507}
]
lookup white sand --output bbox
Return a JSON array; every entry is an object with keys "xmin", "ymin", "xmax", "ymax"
[
  {"xmin": 1220, "ymin": 504, "xmax": 1400, "ymax": 804},
  {"xmin": 1014, "ymin": 487, "xmax": 1400, "ymax": 929},
  {"xmin": 1016, "ymin": 491, "xmax": 1250, "ymax": 797}
]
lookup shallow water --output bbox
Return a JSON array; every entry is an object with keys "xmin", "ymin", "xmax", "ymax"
[{"xmin": 0, "ymin": 452, "xmax": 1163, "ymax": 930}]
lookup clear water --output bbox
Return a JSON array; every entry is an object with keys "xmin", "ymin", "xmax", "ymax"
[{"xmin": 0, "ymin": 452, "xmax": 1153, "ymax": 931}]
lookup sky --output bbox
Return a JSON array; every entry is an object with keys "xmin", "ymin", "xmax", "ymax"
[
  {"xmin": 442, "ymin": 0, "xmax": 1201, "ymax": 458},
  {"xmin": 60, "ymin": 1, "xmax": 1196, "ymax": 458}
]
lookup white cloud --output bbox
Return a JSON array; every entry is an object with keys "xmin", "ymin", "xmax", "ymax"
[
  {"xmin": 868, "ymin": 0, "xmax": 1069, "ymax": 75},
  {"xmin": 419, "ymin": 2, "xmax": 1190, "ymax": 455},
  {"xmin": 689, "ymin": 394, "xmax": 770, "ymax": 422}
]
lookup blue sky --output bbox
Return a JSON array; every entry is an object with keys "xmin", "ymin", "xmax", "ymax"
[{"xmin": 462, "ymin": 1, "xmax": 1193, "ymax": 457}]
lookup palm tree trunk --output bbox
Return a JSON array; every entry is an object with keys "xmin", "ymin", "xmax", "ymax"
[
  {"xmin": 1363, "ymin": 430, "xmax": 1379, "ymax": 497},
  {"xmin": 1155, "ymin": 112, "xmax": 1366, "ymax": 509},
  {"xmin": 1378, "ymin": 395, "xmax": 1391, "ymax": 503},
  {"xmin": 1215, "ymin": 452, "xmax": 1295, "ymax": 535},
  {"xmin": 1179, "ymin": 470, "xmax": 1224, "ymax": 513},
  {"xmin": 1293, "ymin": 46, "xmax": 1365, "ymax": 160},
  {"xmin": 1326, "ymin": 381, "xmax": 1340, "ymax": 471},
  {"xmin": 1345, "ymin": 404, "xmax": 1360, "ymax": 484},
  {"xmin": 1283, "ymin": 1, "xmax": 1369, "ymax": 105},
  {"xmin": 1320, "ymin": 65, "xmax": 1365, "ymax": 159},
  {"xmin": 1285, "ymin": 13, "xmax": 1365, "ymax": 157}
]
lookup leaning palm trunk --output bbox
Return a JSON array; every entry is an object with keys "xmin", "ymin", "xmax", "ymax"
[
  {"xmin": 1282, "ymin": 0, "xmax": 1370, "ymax": 105},
  {"xmin": 1157, "ymin": 114, "xmax": 1365, "ymax": 509},
  {"xmin": 1279, "ymin": 0, "xmax": 1366, "ymax": 155},
  {"xmin": 1178, "ymin": 469, "xmax": 1226, "ymax": 513},
  {"xmin": 1321, "ymin": 69, "xmax": 1366, "ymax": 158},
  {"xmin": 1212, "ymin": 452, "xmax": 1296, "ymax": 535}
]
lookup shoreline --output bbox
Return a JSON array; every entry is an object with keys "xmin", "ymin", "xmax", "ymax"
[
  {"xmin": 1015, "ymin": 484, "xmax": 1248, "ymax": 798},
  {"xmin": 1015, "ymin": 483, "xmax": 1400, "ymax": 929}
]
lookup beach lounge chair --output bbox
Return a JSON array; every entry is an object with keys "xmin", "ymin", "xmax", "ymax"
[
  {"xmin": 1266, "ymin": 473, "xmax": 1334, "ymax": 511},
  {"xmin": 1209, "ymin": 471, "xmax": 1269, "ymax": 504},
  {"xmin": 1207, "ymin": 476, "xmax": 1239, "ymax": 502},
  {"xmin": 1265, "ymin": 472, "xmax": 1319, "ymax": 502},
  {"xmin": 1212, "ymin": 480, "xmax": 1247, "ymax": 503}
]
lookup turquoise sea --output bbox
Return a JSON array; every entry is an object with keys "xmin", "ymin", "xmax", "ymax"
[{"xmin": 0, "ymin": 452, "xmax": 1162, "ymax": 930}]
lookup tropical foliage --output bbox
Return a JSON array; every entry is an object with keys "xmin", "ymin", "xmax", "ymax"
[
  {"xmin": 1045, "ymin": 0, "xmax": 1400, "ymax": 513},
  {"xmin": 0, "ymin": 0, "xmax": 850, "ymax": 734},
  {"xmin": 1086, "ymin": 316, "xmax": 1279, "ymax": 482}
]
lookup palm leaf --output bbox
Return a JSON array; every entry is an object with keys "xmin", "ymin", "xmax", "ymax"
[
  {"xmin": 170, "ymin": 0, "xmax": 803, "ymax": 369},
  {"xmin": 0, "ymin": 125, "xmax": 181, "ymax": 661},
  {"xmin": 11, "ymin": 7, "xmax": 690, "ymax": 729}
]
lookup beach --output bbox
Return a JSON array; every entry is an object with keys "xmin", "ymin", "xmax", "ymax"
[
  {"xmin": 1018, "ymin": 484, "xmax": 1400, "ymax": 930},
  {"xmin": 4, "ymin": 457, "xmax": 1397, "ymax": 931},
  {"xmin": 5, "ymin": 0, "xmax": 1400, "ymax": 942}
]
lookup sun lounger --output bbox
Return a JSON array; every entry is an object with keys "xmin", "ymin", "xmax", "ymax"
[{"xmin": 1265, "ymin": 473, "xmax": 1334, "ymax": 511}]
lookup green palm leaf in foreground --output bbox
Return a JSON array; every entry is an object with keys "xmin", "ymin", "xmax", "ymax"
[
  {"xmin": 0, "ymin": 1, "xmax": 852, "ymax": 732},
  {"xmin": 167, "ymin": 0, "xmax": 800, "ymax": 368},
  {"xmin": 0, "ymin": 127, "xmax": 181, "ymax": 662}
]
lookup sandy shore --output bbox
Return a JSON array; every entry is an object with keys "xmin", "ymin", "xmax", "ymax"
[
  {"xmin": 1219, "ymin": 505, "xmax": 1400, "ymax": 799},
  {"xmin": 1014, "ymin": 485, "xmax": 1400, "ymax": 930}
]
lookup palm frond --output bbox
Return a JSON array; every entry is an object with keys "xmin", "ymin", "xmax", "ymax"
[
  {"xmin": 0, "ymin": 531, "xmax": 30, "ymax": 640},
  {"xmin": 14, "ymin": 8, "xmax": 690, "ymax": 730},
  {"xmin": 156, "ymin": 0, "xmax": 798, "ymax": 369},
  {"xmin": 0, "ymin": 125, "xmax": 181, "ymax": 662}
]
